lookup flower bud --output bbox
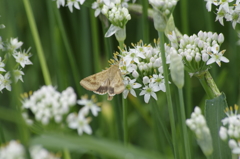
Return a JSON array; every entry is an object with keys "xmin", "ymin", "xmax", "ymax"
[{"xmin": 170, "ymin": 53, "xmax": 184, "ymax": 88}]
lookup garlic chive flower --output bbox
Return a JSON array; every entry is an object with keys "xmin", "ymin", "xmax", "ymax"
[
  {"xmin": 167, "ymin": 31, "xmax": 229, "ymax": 75},
  {"xmin": 186, "ymin": 106, "xmax": 213, "ymax": 156},
  {"xmin": 0, "ymin": 140, "xmax": 25, "ymax": 159},
  {"xmin": 0, "ymin": 140, "xmax": 61, "ymax": 159},
  {"xmin": 67, "ymin": 94, "xmax": 101, "ymax": 135},
  {"xmin": 77, "ymin": 95, "xmax": 101, "ymax": 117},
  {"xmin": 204, "ymin": 0, "xmax": 240, "ymax": 29},
  {"xmin": 0, "ymin": 36, "xmax": 32, "ymax": 92},
  {"xmin": 118, "ymin": 40, "xmax": 170, "ymax": 103},
  {"xmin": 21, "ymin": 86, "xmax": 77, "ymax": 125},
  {"xmin": 219, "ymin": 105, "xmax": 240, "ymax": 154},
  {"xmin": 67, "ymin": 112, "xmax": 92, "ymax": 135}
]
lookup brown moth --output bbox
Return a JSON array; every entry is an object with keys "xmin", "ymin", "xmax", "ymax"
[{"xmin": 80, "ymin": 64, "xmax": 125, "ymax": 100}]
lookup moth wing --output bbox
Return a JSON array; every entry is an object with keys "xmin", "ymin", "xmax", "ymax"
[
  {"xmin": 80, "ymin": 69, "xmax": 109, "ymax": 91},
  {"xmin": 94, "ymin": 79, "xmax": 109, "ymax": 95},
  {"xmin": 108, "ymin": 69, "xmax": 125, "ymax": 96}
]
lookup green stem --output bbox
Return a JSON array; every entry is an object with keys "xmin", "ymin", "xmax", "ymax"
[
  {"xmin": 122, "ymin": 97, "xmax": 128, "ymax": 145},
  {"xmin": 158, "ymin": 31, "xmax": 178, "ymax": 158},
  {"xmin": 90, "ymin": 9, "xmax": 101, "ymax": 72},
  {"xmin": 178, "ymin": 88, "xmax": 191, "ymax": 159},
  {"xmin": 141, "ymin": 0, "xmax": 149, "ymax": 43},
  {"xmin": 63, "ymin": 148, "xmax": 71, "ymax": 159},
  {"xmin": 23, "ymin": 0, "xmax": 51, "ymax": 85},
  {"xmin": 53, "ymin": 6, "xmax": 82, "ymax": 94},
  {"xmin": 195, "ymin": 70, "xmax": 221, "ymax": 99}
]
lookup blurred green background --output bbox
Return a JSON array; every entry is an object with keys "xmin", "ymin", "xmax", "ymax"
[{"xmin": 0, "ymin": 0, "xmax": 239, "ymax": 158}]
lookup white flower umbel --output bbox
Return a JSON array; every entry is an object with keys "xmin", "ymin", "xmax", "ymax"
[
  {"xmin": 21, "ymin": 86, "xmax": 77, "ymax": 125},
  {"xmin": 118, "ymin": 40, "xmax": 170, "ymax": 103},
  {"xmin": 0, "ymin": 140, "xmax": 61, "ymax": 159},
  {"xmin": 219, "ymin": 104, "xmax": 240, "ymax": 154},
  {"xmin": 167, "ymin": 31, "xmax": 229, "ymax": 75},
  {"xmin": 186, "ymin": 106, "xmax": 213, "ymax": 156},
  {"xmin": 67, "ymin": 112, "xmax": 92, "ymax": 135},
  {"xmin": 0, "ymin": 140, "xmax": 25, "ymax": 159},
  {"xmin": 204, "ymin": 0, "xmax": 240, "ymax": 29},
  {"xmin": 77, "ymin": 95, "xmax": 101, "ymax": 117}
]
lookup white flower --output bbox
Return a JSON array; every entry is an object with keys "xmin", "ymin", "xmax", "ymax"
[
  {"xmin": 67, "ymin": 112, "xmax": 92, "ymax": 135},
  {"xmin": 123, "ymin": 48, "xmax": 145, "ymax": 66},
  {"xmin": 152, "ymin": 74, "xmax": 166, "ymax": 92},
  {"xmin": 13, "ymin": 69, "xmax": 24, "ymax": 82},
  {"xmin": 30, "ymin": 145, "xmax": 60, "ymax": 159},
  {"xmin": 139, "ymin": 83, "xmax": 159, "ymax": 103},
  {"xmin": 55, "ymin": 0, "xmax": 65, "ymax": 8},
  {"xmin": 0, "ymin": 57, "xmax": 6, "ymax": 72},
  {"xmin": 206, "ymin": 49, "xmax": 229, "ymax": 66},
  {"xmin": 10, "ymin": 38, "xmax": 23, "ymax": 50},
  {"xmin": 13, "ymin": 51, "xmax": 32, "ymax": 68},
  {"xmin": 123, "ymin": 78, "xmax": 141, "ymax": 98},
  {"xmin": 0, "ymin": 72, "xmax": 12, "ymax": 91},
  {"xmin": 66, "ymin": 0, "xmax": 81, "ymax": 12},
  {"xmin": 77, "ymin": 97, "xmax": 101, "ymax": 116}
]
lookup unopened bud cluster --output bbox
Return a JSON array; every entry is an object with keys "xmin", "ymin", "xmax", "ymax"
[
  {"xmin": 102, "ymin": 4, "xmax": 131, "ymax": 28},
  {"xmin": 167, "ymin": 31, "xmax": 229, "ymax": 75},
  {"xmin": 219, "ymin": 105, "xmax": 240, "ymax": 154},
  {"xmin": 118, "ymin": 41, "xmax": 170, "ymax": 103},
  {"xmin": 149, "ymin": 0, "xmax": 178, "ymax": 17},
  {"xmin": 186, "ymin": 106, "xmax": 213, "ymax": 156}
]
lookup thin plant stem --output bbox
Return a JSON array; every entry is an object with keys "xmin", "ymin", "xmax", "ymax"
[
  {"xmin": 23, "ymin": 0, "xmax": 51, "ymax": 85},
  {"xmin": 122, "ymin": 97, "xmax": 128, "ymax": 145},
  {"xmin": 89, "ymin": 9, "xmax": 101, "ymax": 72},
  {"xmin": 158, "ymin": 31, "xmax": 178, "ymax": 158},
  {"xmin": 195, "ymin": 70, "xmax": 220, "ymax": 99},
  {"xmin": 118, "ymin": 40, "xmax": 127, "ymax": 145},
  {"xmin": 141, "ymin": 0, "xmax": 149, "ymax": 43},
  {"xmin": 178, "ymin": 88, "xmax": 191, "ymax": 159},
  {"xmin": 63, "ymin": 148, "xmax": 71, "ymax": 159},
  {"xmin": 53, "ymin": 6, "xmax": 82, "ymax": 95}
]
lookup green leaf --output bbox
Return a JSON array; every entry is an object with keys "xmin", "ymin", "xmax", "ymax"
[
  {"xmin": 205, "ymin": 93, "xmax": 231, "ymax": 159},
  {"xmin": 30, "ymin": 133, "xmax": 171, "ymax": 159}
]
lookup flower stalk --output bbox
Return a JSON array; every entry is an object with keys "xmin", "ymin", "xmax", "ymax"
[
  {"xmin": 195, "ymin": 70, "xmax": 221, "ymax": 99},
  {"xmin": 158, "ymin": 31, "xmax": 178, "ymax": 158}
]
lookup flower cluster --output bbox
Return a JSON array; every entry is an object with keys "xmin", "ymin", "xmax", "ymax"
[
  {"xmin": 204, "ymin": 0, "xmax": 240, "ymax": 29},
  {"xmin": 219, "ymin": 105, "xmax": 240, "ymax": 154},
  {"xmin": 21, "ymin": 86, "xmax": 101, "ymax": 135},
  {"xmin": 67, "ymin": 95, "xmax": 101, "ymax": 135},
  {"xmin": 167, "ymin": 31, "xmax": 229, "ymax": 75},
  {"xmin": 0, "ymin": 37, "xmax": 32, "ymax": 92},
  {"xmin": 118, "ymin": 41, "xmax": 169, "ymax": 103},
  {"xmin": 186, "ymin": 106, "xmax": 213, "ymax": 156},
  {"xmin": 21, "ymin": 86, "xmax": 77, "ymax": 125},
  {"xmin": 0, "ymin": 140, "xmax": 60, "ymax": 159},
  {"xmin": 55, "ymin": 0, "xmax": 85, "ymax": 12},
  {"xmin": 55, "ymin": 0, "xmax": 135, "ymax": 13}
]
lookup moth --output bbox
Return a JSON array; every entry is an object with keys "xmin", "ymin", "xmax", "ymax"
[{"xmin": 80, "ymin": 64, "xmax": 125, "ymax": 100}]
